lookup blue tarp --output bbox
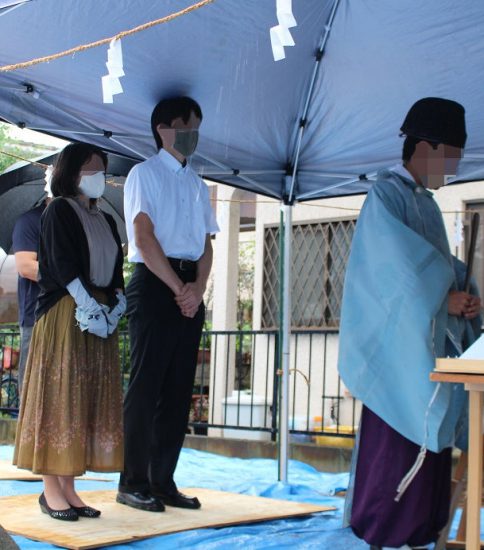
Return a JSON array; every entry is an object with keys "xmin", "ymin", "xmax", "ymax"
[
  {"xmin": 0, "ymin": 445, "xmax": 476, "ymax": 549},
  {"xmin": 0, "ymin": 445, "xmax": 355, "ymax": 549}
]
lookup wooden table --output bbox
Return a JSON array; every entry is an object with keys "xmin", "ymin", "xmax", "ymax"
[{"xmin": 430, "ymin": 370, "xmax": 484, "ymax": 550}]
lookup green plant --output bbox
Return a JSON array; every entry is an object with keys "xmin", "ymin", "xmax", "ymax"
[
  {"xmin": 237, "ymin": 240, "xmax": 255, "ymax": 330},
  {"xmin": 0, "ymin": 122, "xmax": 43, "ymax": 174},
  {"xmin": 189, "ymin": 394, "xmax": 208, "ymax": 423},
  {"xmin": 118, "ymin": 258, "xmax": 139, "ymax": 333},
  {"xmin": 200, "ymin": 319, "xmax": 212, "ymax": 350}
]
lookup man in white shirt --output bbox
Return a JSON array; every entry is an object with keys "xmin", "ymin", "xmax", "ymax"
[{"xmin": 118, "ymin": 97, "xmax": 219, "ymax": 512}]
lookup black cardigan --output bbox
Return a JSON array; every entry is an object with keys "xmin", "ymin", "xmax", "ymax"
[{"xmin": 35, "ymin": 197, "xmax": 124, "ymax": 321}]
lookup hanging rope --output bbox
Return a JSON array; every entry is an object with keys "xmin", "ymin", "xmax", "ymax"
[
  {"xmin": 0, "ymin": 149, "xmax": 48, "ymax": 168},
  {"xmin": 0, "ymin": 0, "xmax": 214, "ymax": 73},
  {"xmin": 214, "ymin": 197, "xmax": 474, "ymax": 216},
  {"xmin": 0, "ymin": 149, "xmax": 478, "ymax": 215}
]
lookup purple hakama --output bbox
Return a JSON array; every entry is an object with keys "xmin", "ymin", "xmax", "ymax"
[{"xmin": 350, "ymin": 406, "xmax": 452, "ymax": 548}]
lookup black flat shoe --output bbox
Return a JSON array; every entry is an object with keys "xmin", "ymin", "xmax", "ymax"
[
  {"xmin": 39, "ymin": 493, "xmax": 78, "ymax": 522},
  {"xmin": 116, "ymin": 491, "xmax": 165, "ymax": 512},
  {"xmin": 154, "ymin": 490, "xmax": 201, "ymax": 509},
  {"xmin": 71, "ymin": 505, "xmax": 101, "ymax": 518}
]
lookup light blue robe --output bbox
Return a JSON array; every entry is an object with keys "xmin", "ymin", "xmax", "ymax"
[{"xmin": 338, "ymin": 168, "xmax": 479, "ymax": 453}]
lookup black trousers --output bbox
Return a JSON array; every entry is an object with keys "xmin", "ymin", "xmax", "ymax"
[{"xmin": 119, "ymin": 263, "xmax": 204, "ymax": 494}]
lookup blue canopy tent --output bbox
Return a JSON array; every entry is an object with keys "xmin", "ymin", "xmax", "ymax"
[{"xmin": 1, "ymin": 0, "xmax": 484, "ymax": 480}]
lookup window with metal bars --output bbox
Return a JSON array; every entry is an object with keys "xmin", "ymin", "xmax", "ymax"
[
  {"xmin": 262, "ymin": 219, "xmax": 356, "ymax": 328},
  {"xmin": 465, "ymin": 204, "xmax": 484, "ymax": 295}
]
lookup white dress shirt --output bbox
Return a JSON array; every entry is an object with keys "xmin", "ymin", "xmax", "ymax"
[{"xmin": 124, "ymin": 149, "xmax": 219, "ymax": 263}]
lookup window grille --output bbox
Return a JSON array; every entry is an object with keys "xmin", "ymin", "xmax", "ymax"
[
  {"xmin": 465, "ymin": 204, "xmax": 484, "ymax": 296},
  {"xmin": 262, "ymin": 219, "xmax": 356, "ymax": 328}
]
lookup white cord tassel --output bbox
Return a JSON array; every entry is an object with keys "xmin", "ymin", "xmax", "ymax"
[
  {"xmin": 394, "ymin": 383, "xmax": 441, "ymax": 502},
  {"xmin": 394, "ymin": 445, "xmax": 427, "ymax": 502}
]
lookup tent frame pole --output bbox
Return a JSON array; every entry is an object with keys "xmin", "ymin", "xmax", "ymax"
[
  {"xmin": 287, "ymin": 0, "xmax": 341, "ymax": 203},
  {"xmin": 278, "ymin": 202, "xmax": 292, "ymax": 482},
  {"xmin": 109, "ymin": 136, "xmax": 148, "ymax": 160},
  {"xmin": 13, "ymin": 88, "xmax": 151, "ymax": 160},
  {"xmin": 0, "ymin": 2, "xmax": 27, "ymax": 17},
  {"xmin": 297, "ymin": 171, "xmax": 377, "ymax": 201},
  {"xmin": 195, "ymin": 151, "xmax": 281, "ymax": 198},
  {"xmin": 277, "ymin": 0, "xmax": 341, "ymax": 482}
]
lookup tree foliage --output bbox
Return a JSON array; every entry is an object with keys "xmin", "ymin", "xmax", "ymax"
[
  {"xmin": 237, "ymin": 239, "xmax": 255, "ymax": 329},
  {"xmin": 0, "ymin": 123, "xmax": 22, "ymax": 174}
]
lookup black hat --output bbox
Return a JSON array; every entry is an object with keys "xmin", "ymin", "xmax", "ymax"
[{"xmin": 400, "ymin": 97, "xmax": 467, "ymax": 149}]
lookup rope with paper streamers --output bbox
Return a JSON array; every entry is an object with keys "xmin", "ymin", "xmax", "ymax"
[
  {"xmin": 0, "ymin": 149, "xmax": 478, "ymax": 216},
  {"xmin": 0, "ymin": 0, "xmax": 214, "ymax": 73}
]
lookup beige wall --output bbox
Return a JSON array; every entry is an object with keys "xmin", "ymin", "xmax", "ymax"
[
  {"xmin": 247, "ymin": 181, "xmax": 484, "ymax": 430},
  {"xmin": 434, "ymin": 181, "xmax": 484, "ymax": 261},
  {"xmin": 209, "ymin": 180, "xmax": 484, "ymax": 434}
]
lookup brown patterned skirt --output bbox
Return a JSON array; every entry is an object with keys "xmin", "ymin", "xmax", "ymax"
[{"xmin": 13, "ymin": 294, "xmax": 124, "ymax": 476}]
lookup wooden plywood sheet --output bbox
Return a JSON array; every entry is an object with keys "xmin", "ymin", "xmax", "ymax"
[
  {"xmin": 436, "ymin": 358, "xmax": 484, "ymax": 375},
  {"xmin": 431, "ymin": 370, "xmax": 484, "ymax": 385},
  {"xmin": 0, "ymin": 461, "xmax": 111, "ymax": 482},
  {"xmin": 0, "ymin": 489, "xmax": 334, "ymax": 549}
]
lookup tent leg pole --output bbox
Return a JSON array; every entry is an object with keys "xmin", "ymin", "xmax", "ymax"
[{"xmin": 279, "ymin": 204, "xmax": 292, "ymax": 483}]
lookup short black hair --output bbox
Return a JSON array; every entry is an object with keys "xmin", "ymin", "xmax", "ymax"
[
  {"xmin": 402, "ymin": 136, "xmax": 439, "ymax": 162},
  {"xmin": 151, "ymin": 96, "xmax": 202, "ymax": 150},
  {"xmin": 50, "ymin": 143, "xmax": 108, "ymax": 198}
]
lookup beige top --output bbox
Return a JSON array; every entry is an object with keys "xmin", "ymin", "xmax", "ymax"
[{"xmin": 66, "ymin": 198, "xmax": 118, "ymax": 287}]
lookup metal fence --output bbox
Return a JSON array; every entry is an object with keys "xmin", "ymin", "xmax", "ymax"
[
  {"xmin": 0, "ymin": 326, "xmax": 20, "ymax": 416},
  {"xmin": 0, "ymin": 327, "xmax": 358, "ymax": 442}
]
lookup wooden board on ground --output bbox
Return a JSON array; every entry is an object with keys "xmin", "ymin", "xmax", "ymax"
[
  {"xmin": 0, "ymin": 488, "xmax": 334, "ymax": 550},
  {"xmin": 0, "ymin": 461, "xmax": 111, "ymax": 482}
]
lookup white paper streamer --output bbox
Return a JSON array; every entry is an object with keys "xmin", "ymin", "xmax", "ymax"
[
  {"xmin": 270, "ymin": 26, "xmax": 286, "ymax": 61},
  {"xmin": 270, "ymin": 0, "xmax": 297, "ymax": 62},
  {"xmin": 44, "ymin": 164, "xmax": 53, "ymax": 197},
  {"xmin": 102, "ymin": 39, "xmax": 124, "ymax": 104},
  {"xmin": 277, "ymin": 0, "xmax": 297, "ymax": 28},
  {"xmin": 274, "ymin": 24, "xmax": 295, "ymax": 47}
]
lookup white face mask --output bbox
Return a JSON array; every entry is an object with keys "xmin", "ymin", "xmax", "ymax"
[
  {"xmin": 44, "ymin": 165, "xmax": 54, "ymax": 197},
  {"xmin": 78, "ymin": 171, "xmax": 105, "ymax": 199}
]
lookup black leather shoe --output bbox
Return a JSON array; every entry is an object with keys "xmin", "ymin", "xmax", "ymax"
[
  {"xmin": 116, "ymin": 491, "xmax": 165, "ymax": 512},
  {"xmin": 154, "ymin": 490, "xmax": 201, "ymax": 509},
  {"xmin": 71, "ymin": 505, "xmax": 101, "ymax": 518},
  {"xmin": 39, "ymin": 493, "xmax": 79, "ymax": 521}
]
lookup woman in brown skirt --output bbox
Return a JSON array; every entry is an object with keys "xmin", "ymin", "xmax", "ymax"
[{"xmin": 14, "ymin": 143, "xmax": 125, "ymax": 521}]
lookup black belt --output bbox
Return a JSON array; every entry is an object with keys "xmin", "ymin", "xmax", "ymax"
[{"xmin": 167, "ymin": 257, "xmax": 197, "ymax": 272}]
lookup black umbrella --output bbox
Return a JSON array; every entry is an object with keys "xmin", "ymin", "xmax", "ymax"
[
  {"xmin": 0, "ymin": 179, "xmax": 45, "ymax": 253},
  {"xmin": 0, "ymin": 152, "xmax": 136, "ymax": 253}
]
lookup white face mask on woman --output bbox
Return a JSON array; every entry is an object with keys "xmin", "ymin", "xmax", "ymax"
[{"xmin": 78, "ymin": 171, "xmax": 106, "ymax": 199}]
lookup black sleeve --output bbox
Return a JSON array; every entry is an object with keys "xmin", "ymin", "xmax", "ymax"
[
  {"xmin": 39, "ymin": 198, "xmax": 86, "ymax": 289},
  {"xmin": 103, "ymin": 212, "xmax": 125, "ymax": 292}
]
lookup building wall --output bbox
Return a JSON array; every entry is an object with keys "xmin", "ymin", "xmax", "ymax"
[
  {"xmin": 248, "ymin": 181, "xmax": 484, "ymax": 430},
  {"xmin": 434, "ymin": 181, "xmax": 484, "ymax": 261}
]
